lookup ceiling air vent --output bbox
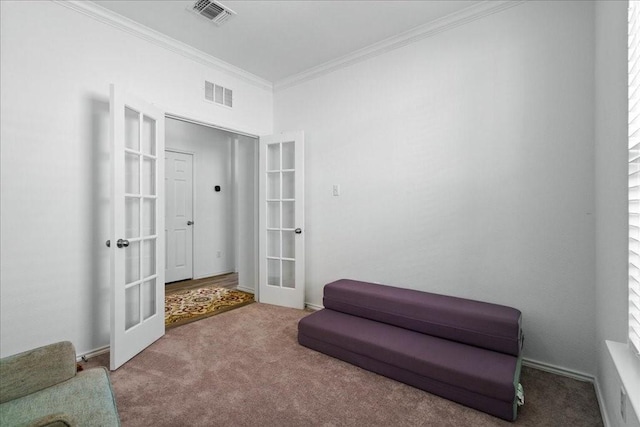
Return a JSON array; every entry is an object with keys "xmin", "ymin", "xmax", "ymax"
[{"xmin": 190, "ymin": 0, "xmax": 236, "ymax": 26}]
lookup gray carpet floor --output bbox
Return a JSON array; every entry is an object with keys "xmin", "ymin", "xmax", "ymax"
[{"xmin": 84, "ymin": 303, "xmax": 603, "ymax": 426}]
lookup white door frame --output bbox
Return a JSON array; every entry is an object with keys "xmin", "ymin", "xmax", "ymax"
[
  {"xmin": 166, "ymin": 113, "xmax": 259, "ymax": 139},
  {"xmin": 165, "ymin": 148, "xmax": 195, "ymax": 283}
]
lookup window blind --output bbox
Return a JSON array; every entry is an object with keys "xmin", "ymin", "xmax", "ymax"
[{"xmin": 629, "ymin": 1, "xmax": 640, "ymax": 355}]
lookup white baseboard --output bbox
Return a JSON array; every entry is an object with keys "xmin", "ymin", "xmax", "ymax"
[
  {"xmin": 192, "ymin": 270, "xmax": 235, "ymax": 281},
  {"xmin": 304, "ymin": 302, "xmax": 323, "ymax": 311},
  {"xmin": 522, "ymin": 358, "xmax": 594, "ymax": 382},
  {"xmin": 522, "ymin": 356, "xmax": 608, "ymax": 424},
  {"xmin": 236, "ymin": 286, "xmax": 255, "ymax": 294},
  {"xmin": 593, "ymin": 377, "xmax": 611, "ymax": 427},
  {"xmin": 76, "ymin": 345, "xmax": 109, "ymax": 362}
]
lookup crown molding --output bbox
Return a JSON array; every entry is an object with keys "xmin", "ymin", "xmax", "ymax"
[
  {"xmin": 54, "ymin": 0, "xmax": 525, "ymax": 93},
  {"xmin": 53, "ymin": 0, "xmax": 273, "ymax": 91},
  {"xmin": 274, "ymin": 0, "xmax": 526, "ymax": 91}
]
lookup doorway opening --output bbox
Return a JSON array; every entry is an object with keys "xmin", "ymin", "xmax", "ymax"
[{"xmin": 164, "ymin": 116, "xmax": 258, "ymax": 299}]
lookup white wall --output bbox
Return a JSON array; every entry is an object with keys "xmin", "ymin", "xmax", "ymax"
[
  {"xmin": 595, "ymin": 1, "xmax": 640, "ymax": 426},
  {"xmin": 166, "ymin": 119, "xmax": 235, "ymax": 279},
  {"xmin": 275, "ymin": 0, "xmax": 596, "ymax": 374},
  {"xmin": 234, "ymin": 135, "xmax": 258, "ymax": 293},
  {"xmin": 0, "ymin": 1, "xmax": 272, "ymax": 357}
]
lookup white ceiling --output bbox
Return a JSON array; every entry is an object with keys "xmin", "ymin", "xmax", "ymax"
[{"xmin": 91, "ymin": 0, "xmax": 482, "ymax": 83}]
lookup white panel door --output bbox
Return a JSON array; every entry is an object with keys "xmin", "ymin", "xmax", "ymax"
[
  {"xmin": 165, "ymin": 151, "xmax": 194, "ymax": 283},
  {"xmin": 109, "ymin": 85, "xmax": 165, "ymax": 370},
  {"xmin": 259, "ymin": 131, "xmax": 305, "ymax": 309}
]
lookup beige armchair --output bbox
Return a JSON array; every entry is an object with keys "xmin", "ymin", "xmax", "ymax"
[{"xmin": 0, "ymin": 341, "xmax": 120, "ymax": 427}]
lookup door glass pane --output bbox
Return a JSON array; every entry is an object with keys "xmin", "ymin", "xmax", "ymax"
[
  {"xmin": 142, "ymin": 239, "xmax": 156, "ymax": 278},
  {"xmin": 142, "ymin": 157, "xmax": 156, "ymax": 196},
  {"xmin": 142, "ymin": 279, "xmax": 156, "ymax": 320},
  {"xmin": 125, "ymin": 197, "xmax": 140, "ymax": 238},
  {"xmin": 267, "ymin": 143, "xmax": 280, "ymax": 171},
  {"xmin": 282, "ymin": 141, "xmax": 295, "ymax": 170},
  {"xmin": 282, "ymin": 201, "xmax": 295, "ymax": 229},
  {"xmin": 267, "ymin": 172, "xmax": 280, "ymax": 199},
  {"xmin": 142, "ymin": 198, "xmax": 156, "ymax": 236},
  {"xmin": 125, "ymin": 241, "xmax": 140, "ymax": 284},
  {"xmin": 267, "ymin": 259, "xmax": 280, "ymax": 287},
  {"xmin": 125, "ymin": 107, "xmax": 140, "ymax": 151},
  {"xmin": 282, "ymin": 231, "xmax": 294, "ymax": 259},
  {"xmin": 125, "ymin": 284, "xmax": 140, "ymax": 330},
  {"xmin": 267, "ymin": 202, "xmax": 280, "ymax": 228},
  {"xmin": 267, "ymin": 231, "xmax": 280, "ymax": 258},
  {"xmin": 142, "ymin": 115, "xmax": 156, "ymax": 156},
  {"xmin": 125, "ymin": 153, "xmax": 140, "ymax": 194},
  {"xmin": 282, "ymin": 171, "xmax": 294, "ymax": 199},
  {"xmin": 282, "ymin": 261, "xmax": 295, "ymax": 289}
]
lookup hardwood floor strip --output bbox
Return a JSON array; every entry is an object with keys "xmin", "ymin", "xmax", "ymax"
[{"xmin": 166, "ymin": 272, "xmax": 239, "ymax": 294}]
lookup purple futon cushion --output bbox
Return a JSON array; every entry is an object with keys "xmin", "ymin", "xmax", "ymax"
[
  {"xmin": 298, "ymin": 309, "xmax": 519, "ymax": 406},
  {"xmin": 323, "ymin": 279, "xmax": 523, "ymax": 356}
]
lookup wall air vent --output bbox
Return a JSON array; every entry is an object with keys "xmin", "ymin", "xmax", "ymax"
[
  {"xmin": 190, "ymin": 0, "xmax": 236, "ymax": 26},
  {"xmin": 205, "ymin": 81, "xmax": 233, "ymax": 108}
]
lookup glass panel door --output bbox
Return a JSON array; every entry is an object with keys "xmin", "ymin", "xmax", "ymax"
[
  {"xmin": 259, "ymin": 132, "xmax": 305, "ymax": 309},
  {"xmin": 110, "ymin": 85, "xmax": 165, "ymax": 370}
]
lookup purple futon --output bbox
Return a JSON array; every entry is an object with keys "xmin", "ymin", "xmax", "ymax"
[{"xmin": 298, "ymin": 279, "xmax": 524, "ymax": 421}]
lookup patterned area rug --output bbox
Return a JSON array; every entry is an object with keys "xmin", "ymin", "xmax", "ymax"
[{"xmin": 165, "ymin": 286, "xmax": 254, "ymax": 328}]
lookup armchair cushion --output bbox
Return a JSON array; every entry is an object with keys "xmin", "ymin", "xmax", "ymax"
[
  {"xmin": 0, "ymin": 342, "xmax": 120, "ymax": 427},
  {"xmin": 0, "ymin": 342, "xmax": 76, "ymax": 404},
  {"xmin": 25, "ymin": 413, "xmax": 73, "ymax": 427},
  {"xmin": 0, "ymin": 368, "xmax": 119, "ymax": 427}
]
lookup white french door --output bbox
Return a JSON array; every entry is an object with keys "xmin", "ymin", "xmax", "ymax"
[
  {"xmin": 109, "ymin": 85, "xmax": 165, "ymax": 370},
  {"xmin": 259, "ymin": 131, "xmax": 305, "ymax": 309},
  {"xmin": 165, "ymin": 151, "xmax": 194, "ymax": 283}
]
